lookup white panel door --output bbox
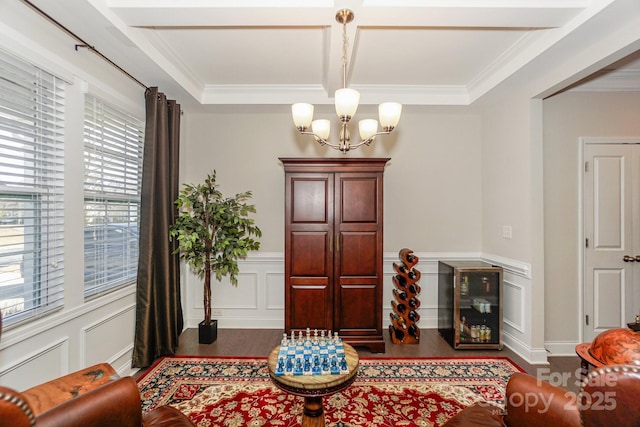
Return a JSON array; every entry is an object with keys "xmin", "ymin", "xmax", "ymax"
[{"xmin": 584, "ymin": 143, "xmax": 640, "ymax": 342}]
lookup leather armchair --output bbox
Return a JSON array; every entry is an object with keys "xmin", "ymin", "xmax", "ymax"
[
  {"xmin": 0, "ymin": 362, "xmax": 194, "ymax": 427},
  {"xmin": 443, "ymin": 364, "xmax": 640, "ymax": 427}
]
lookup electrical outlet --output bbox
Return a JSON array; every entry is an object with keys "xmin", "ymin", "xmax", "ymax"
[
  {"xmin": 502, "ymin": 225, "xmax": 512, "ymax": 239},
  {"xmin": 212, "ymin": 309, "xmax": 223, "ymax": 316}
]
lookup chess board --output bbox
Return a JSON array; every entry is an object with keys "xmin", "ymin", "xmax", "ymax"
[{"xmin": 274, "ymin": 329, "xmax": 349, "ymax": 376}]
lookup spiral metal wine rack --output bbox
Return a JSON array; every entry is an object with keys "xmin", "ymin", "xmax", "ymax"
[{"xmin": 389, "ymin": 248, "xmax": 421, "ymax": 344}]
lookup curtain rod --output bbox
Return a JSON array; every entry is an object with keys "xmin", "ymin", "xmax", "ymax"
[{"xmin": 21, "ymin": 0, "xmax": 149, "ymax": 90}]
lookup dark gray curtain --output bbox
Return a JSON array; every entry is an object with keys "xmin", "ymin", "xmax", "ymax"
[{"xmin": 132, "ymin": 87, "xmax": 183, "ymax": 368}]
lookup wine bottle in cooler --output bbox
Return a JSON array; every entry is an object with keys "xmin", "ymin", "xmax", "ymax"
[{"xmin": 460, "ymin": 276, "xmax": 469, "ymax": 296}]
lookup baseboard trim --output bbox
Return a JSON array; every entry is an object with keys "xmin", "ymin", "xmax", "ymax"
[
  {"xmin": 544, "ymin": 341, "xmax": 581, "ymax": 357},
  {"xmin": 504, "ymin": 332, "xmax": 549, "ymax": 365}
]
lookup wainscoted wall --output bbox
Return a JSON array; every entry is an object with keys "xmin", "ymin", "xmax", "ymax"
[
  {"xmin": 0, "ymin": 252, "xmax": 538, "ymax": 391},
  {"xmin": 184, "ymin": 251, "xmax": 542, "ymax": 363},
  {"xmin": 0, "ymin": 288, "xmax": 137, "ymax": 390}
]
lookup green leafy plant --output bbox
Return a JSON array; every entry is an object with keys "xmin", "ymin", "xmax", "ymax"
[{"xmin": 169, "ymin": 171, "xmax": 261, "ymax": 325}]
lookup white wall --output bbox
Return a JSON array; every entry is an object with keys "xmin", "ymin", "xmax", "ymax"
[
  {"xmin": 479, "ymin": 95, "xmax": 546, "ymax": 363},
  {"xmin": 542, "ymin": 91, "xmax": 640, "ymax": 355},
  {"xmin": 183, "ymin": 107, "xmax": 484, "ymax": 253}
]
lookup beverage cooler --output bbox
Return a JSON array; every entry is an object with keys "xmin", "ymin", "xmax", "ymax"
[{"xmin": 438, "ymin": 261, "xmax": 503, "ymax": 350}]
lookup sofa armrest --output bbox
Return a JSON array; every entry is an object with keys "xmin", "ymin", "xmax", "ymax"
[
  {"xmin": 21, "ymin": 362, "xmax": 118, "ymax": 416},
  {"xmin": 580, "ymin": 364, "xmax": 640, "ymax": 427},
  {"xmin": 36, "ymin": 377, "xmax": 143, "ymax": 427},
  {"xmin": 504, "ymin": 372, "xmax": 580, "ymax": 427},
  {"xmin": 0, "ymin": 386, "xmax": 36, "ymax": 427}
]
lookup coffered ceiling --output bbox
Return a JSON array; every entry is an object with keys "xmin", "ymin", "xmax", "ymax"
[{"xmin": 23, "ymin": 0, "xmax": 640, "ymax": 111}]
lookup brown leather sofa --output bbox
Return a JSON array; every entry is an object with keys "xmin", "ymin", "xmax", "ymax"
[
  {"xmin": 443, "ymin": 364, "xmax": 640, "ymax": 426},
  {"xmin": 0, "ymin": 362, "xmax": 195, "ymax": 427}
]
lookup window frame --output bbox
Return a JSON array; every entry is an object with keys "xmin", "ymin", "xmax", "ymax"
[
  {"xmin": 0, "ymin": 48, "xmax": 66, "ymax": 327},
  {"xmin": 83, "ymin": 94, "xmax": 144, "ymax": 299}
]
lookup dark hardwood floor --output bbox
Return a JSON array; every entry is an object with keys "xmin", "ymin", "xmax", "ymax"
[{"xmin": 139, "ymin": 328, "xmax": 583, "ymax": 393}]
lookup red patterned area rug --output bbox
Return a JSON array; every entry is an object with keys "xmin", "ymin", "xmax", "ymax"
[{"xmin": 137, "ymin": 356, "xmax": 523, "ymax": 427}]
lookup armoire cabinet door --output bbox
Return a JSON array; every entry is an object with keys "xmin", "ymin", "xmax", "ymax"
[
  {"xmin": 334, "ymin": 173, "xmax": 383, "ymax": 338},
  {"xmin": 285, "ymin": 173, "xmax": 334, "ymax": 332}
]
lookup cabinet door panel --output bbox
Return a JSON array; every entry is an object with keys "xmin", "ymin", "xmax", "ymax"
[
  {"xmin": 291, "ymin": 178, "xmax": 329, "ymax": 223},
  {"xmin": 339, "ymin": 177, "xmax": 378, "ymax": 223},
  {"xmin": 290, "ymin": 283, "xmax": 331, "ymax": 330},
  {"xmin": 339, "ymin": 232, "xmax": 377, "ymax": 276},
  {"xmin": 337, "ymin": 281, "xmax": 378, "ymax": 333},
  {"xmin": 291, "ymin": 232, "xmax": 329, "ymax": 276}
]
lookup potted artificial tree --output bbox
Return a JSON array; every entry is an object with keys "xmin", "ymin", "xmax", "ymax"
[{"xmin": 169, "ymin": 171, "xmax": 261, "ymax": 344}]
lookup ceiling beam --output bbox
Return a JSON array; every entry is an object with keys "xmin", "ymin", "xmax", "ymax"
[{"xmin": 107, "ymin": 4, "xmax": 583, "ymax": 29}]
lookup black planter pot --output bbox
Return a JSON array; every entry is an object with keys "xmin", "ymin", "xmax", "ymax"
[{"xmin": 198, "ymin": 320, "xmax": 218, "ymax": 344}]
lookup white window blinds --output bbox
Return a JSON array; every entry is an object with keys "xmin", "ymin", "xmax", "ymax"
[
  {"xmin": 0, "ymin": 49, "xmax": 65, "ymax": 326},
  {"xmin": 84, "ymin": 95, "xmax": 144, "ymax": 298}
]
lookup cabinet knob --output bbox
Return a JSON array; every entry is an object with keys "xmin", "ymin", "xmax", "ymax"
[{"xmin": 623, "ymin": 255, "xmax": 636, "ymax": 262}]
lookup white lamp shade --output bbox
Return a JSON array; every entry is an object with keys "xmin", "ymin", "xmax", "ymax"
[
  {"xmin": 335, "ymin": 88, "xmax": 360, "ymax": 118},
  {"xmin": 311, "ymin": 119, "xmax": 330, "ymax": 140},
  {"xmin": 379, "ymin": 102, "xmax": 402, "ymax": 128},
  {"xmin": 359, "ymin": 119, "xmax": 378, "ymax": 140},
  {"xmin": 292, "ymin": 103, "xmax": 314, "ymax": 128}
]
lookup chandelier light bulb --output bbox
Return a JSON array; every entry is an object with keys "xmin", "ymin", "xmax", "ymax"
[
  {"xmin": 292, "ymin": 103, "xmax": 314, "ymax": 129},
  {"xmin": 335, "ymin": 88, "xmax": 360, "ymax": 119},
  {"xmin": 359, "ymin": 119, "xmax": 378, "ymax": 141},
  {"xmin": 312, "ymin": 119, "xmax": 331, "ymax": 140},
  {"xmin": 379, "ymin": 102, "xmax": 402, "ymax": 130}
]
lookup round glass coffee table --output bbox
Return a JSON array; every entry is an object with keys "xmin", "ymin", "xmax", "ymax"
[{"xmin": 267, "ymin": 341, "xmax": 359, "ymax": 427}]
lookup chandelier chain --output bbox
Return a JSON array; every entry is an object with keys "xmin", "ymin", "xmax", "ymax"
[{"xmin": 341, "ymin": 19, "xmax": 348, "ymax": 88}]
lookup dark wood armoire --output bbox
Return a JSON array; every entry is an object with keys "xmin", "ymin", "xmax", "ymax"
[{"xmin": 280, "ymin": 157, "xmax": 389, "ymax": 353}]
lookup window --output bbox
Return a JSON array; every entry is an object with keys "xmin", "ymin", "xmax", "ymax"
[
  {"xmin": 0, "ymin": 49, "xmax": 65, "ymax": 326},
  {"xmin": 83, "ymin": 95, "xmax": 144, "ymax": 298}
]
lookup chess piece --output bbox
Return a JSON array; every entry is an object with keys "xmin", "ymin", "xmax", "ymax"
[
  {"xmin": 276, "ymin": 357, "xmax": 285, "ymax": 375},
  {"xmin": 340, "ymin": 356, "xmax": 348, "ymax": 371}
]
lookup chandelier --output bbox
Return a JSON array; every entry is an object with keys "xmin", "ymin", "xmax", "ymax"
[{"xmin": 291, "ymin": 9, "xmax": 402, "ymax": 153}]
